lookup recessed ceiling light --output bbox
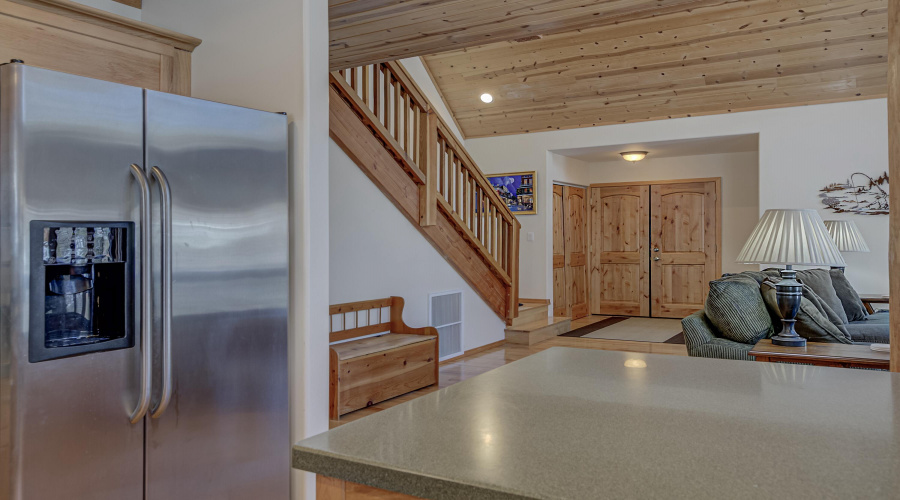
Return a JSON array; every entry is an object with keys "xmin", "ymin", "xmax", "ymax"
[
  {"xmin": 480, "ymin": 93, "xmax": 493, "ymax": 103},
  {"xmin": 620, "ymin": 151, "xmax": 648, "ymax": 162}
]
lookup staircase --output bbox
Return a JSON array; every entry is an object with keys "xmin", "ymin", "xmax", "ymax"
[
  {"xmin": 330, "ymin": 62, "xmax": 520, "ymax": 322},
  {"xmin": 504, "ymin": 299, "xmax": 571, "ymax": 345}
]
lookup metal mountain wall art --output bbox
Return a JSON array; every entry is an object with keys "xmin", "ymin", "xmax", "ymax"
[{"xmin": 819, "ymin": 172, "xmax": 889, "ymax": 215}]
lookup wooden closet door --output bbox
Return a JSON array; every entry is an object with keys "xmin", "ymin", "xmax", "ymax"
[
  {"xmin": 563, "ymin": 186, "xmax": 589, "ymax": 319},
  {"xmin": 552, "ymin": 185, "xmax": 567, "ymax": 316},
  {"xmin": 650, "ymin": 181, "xmax": 719, "ymax": 318},
  {"xmin": 590, "ymin": 185, "xmax": 650, "ymax": 316}
]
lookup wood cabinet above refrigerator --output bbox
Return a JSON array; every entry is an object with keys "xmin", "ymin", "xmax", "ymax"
[{"xmin": 0, "ymin": 0, "xmax": 200, "ymax": 95}]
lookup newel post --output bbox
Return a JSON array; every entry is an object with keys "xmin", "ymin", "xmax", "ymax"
[
  {"xmin": 419, "ymin": 108, "xmax": 438, "ymax": 227},
  {"xmin": 507, "ymin": 221, "xmax": 521, "ymax": 321}
]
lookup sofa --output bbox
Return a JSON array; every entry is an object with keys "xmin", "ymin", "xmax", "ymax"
[{"xmin": 682, "ymin": 268, "xmax": 889, "ymax": 361}]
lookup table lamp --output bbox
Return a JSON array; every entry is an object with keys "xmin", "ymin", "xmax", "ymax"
[
  {"xmin": 737, "ymin": 209, "xmax": 846, "ymax": 347},
  {"xmin": 823, "ymin": 220, "xmax": 869, "ymax": 272}
]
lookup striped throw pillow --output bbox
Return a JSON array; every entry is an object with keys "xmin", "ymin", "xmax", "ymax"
[{"xmin": 704, "ymin": 274, "xmax": 774, "ymax": 344}]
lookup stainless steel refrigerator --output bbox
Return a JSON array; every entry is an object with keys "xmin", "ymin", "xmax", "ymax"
[{"xmin": 0, "ymin": 62, "xmax": 290, "ymax": 499}]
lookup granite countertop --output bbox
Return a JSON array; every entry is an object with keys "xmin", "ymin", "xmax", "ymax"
[{"xmin": 293, "ymin": 347, "xmax": 900, "ymax": 499}]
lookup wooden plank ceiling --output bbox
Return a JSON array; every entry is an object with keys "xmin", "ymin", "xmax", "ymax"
[
  {"xmin": 420, "ymin": 0, "xmax": 888, "ymax": 138},
  {"xmin": 329, "ymin": 0, "xmax": 737, "ymax": 70}
]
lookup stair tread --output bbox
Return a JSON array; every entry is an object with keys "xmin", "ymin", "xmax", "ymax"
[
  {"xmin": 511, "ymin": 300, "xmax": 551, "ymax": 328},
  {"xmin": 506, "ymin": 316, "xmax": 571, "ymax": 333}
]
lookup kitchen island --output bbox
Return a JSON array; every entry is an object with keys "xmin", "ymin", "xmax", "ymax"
[{"xmin": 293, "ymin": 347, "xmax": 900, "ymax": 499}]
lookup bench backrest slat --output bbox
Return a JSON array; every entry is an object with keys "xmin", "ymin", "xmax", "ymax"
[
  {"xmin": 330, "ymin": 297, "xmax": 400, "ymax": 343},
  {"xmin": 329, "ymin": 297, "xmax": 393, "ymax": 315},
  {"xmin": 330, "ymin": 322, "xmax": 393, "ymax": 343}
]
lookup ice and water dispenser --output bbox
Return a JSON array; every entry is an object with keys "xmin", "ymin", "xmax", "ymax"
[{"xmin": 29, "ymin": 221, "xmax": 134, "ymax": 362}]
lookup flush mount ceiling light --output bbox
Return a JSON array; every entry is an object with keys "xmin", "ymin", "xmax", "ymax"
[
  {"xmin": 480, "ymin": 93, "xmax": 493, "ymax": 103},
  {"xmin": 620, "ymin": 151, "xmax": 648, "ymax": 162}
]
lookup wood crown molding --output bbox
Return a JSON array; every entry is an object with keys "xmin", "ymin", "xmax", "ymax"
[
  {"xmin": 7, "ymin": 0, "xmax": 201, "ymax": 51},
  {"xmin": 112, "ymin": 0, "xmax": 140, "ymax": 8}
]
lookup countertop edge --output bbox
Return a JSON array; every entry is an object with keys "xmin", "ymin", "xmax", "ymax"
[{"xmin": 292, "ymin": 445, "xmax": 533, "ymax": 500}]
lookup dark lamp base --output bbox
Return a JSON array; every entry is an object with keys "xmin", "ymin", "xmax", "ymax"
[
  {"xmin": 771, "ymin": 334, "xmax": 807, "ymax": 347},
  {"xmin": 773, "ymin": 266, "xmax": 806, "ymax": 348}
]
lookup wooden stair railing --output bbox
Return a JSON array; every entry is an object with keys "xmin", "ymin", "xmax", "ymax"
[{"xmin": 330, "ymin": 61, "xmax": 520, "ymax": 322}]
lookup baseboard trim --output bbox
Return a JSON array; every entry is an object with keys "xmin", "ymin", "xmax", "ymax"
[{"xmin": 440, "ymin": 339, "xmax": 507, "ymax": 365}]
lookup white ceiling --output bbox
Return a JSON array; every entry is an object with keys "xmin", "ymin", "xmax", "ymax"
[{"xmin": 552, "ymin": 134, "xmax": 759, "ymax": 163}]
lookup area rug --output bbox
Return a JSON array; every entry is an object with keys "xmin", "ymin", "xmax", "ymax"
[
  {"xmin": 559, "ymin": 316, "xmax": 629, "ymax": 337},
  {"xmin": 565, "ymin": 317, "xmax": 684, "ymax": 343},
  {"xmin": 663, "ymin": 332, "xmax": 685, "ymax": 344}
]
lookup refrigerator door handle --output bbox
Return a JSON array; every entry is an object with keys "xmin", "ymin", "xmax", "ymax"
[
  {"xmin": 129, "ymin": 164, "xmax": 153, "ymax": 424},
  {"xmin": 149, "ymin": 166, "xmax": 173, "ymax": 418}
]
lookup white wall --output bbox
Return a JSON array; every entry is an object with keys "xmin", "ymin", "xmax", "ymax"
[
  {"xmin": 72, "ymin": 0, "xmax": 141, "ymax": 20},
  {"xmin": 398, "ymin": 57, "xmax": 464, "ymax": 142},
  {"xmin": 466, "ymin": 99, "xmax": 889, "ymax": 298},
  {"xmin": 142, "ymin": 1, "xmax": 330, "ymax": 499},
  {"xmin": 585, "ymin": 151, "xmax": 760, "ymax": 275},
  {"xmin": 329, "ymin": 141, "xmax": 506, "ymax": 351}
]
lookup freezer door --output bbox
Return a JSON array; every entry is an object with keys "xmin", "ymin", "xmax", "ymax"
[
  {"xmin": 0, "ymin": 65, "xmax": 145, "ymax": 500},
  {"xmin": 143, "ymin": 90, "xmax": 289, "ymax": 499}
]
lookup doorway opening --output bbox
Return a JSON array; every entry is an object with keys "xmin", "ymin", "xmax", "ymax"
[{"xmin": 550, "ymin": 134, "xmax": 760, "ymax": 341}]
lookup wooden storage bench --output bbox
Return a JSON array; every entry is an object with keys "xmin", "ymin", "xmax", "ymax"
[{"xmin": 329, "ymin": 297, "xmax": 439, "ymax": 419}]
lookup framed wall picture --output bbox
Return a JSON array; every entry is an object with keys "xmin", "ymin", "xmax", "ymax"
[{"xmin": 486, "ymin": 171, "xmax": 537, "ymax": 215}]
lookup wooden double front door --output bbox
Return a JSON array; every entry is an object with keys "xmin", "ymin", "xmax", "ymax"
[
  {"xmin": 590, "ymin": 179, "xmax": 720, "ymax": 319},
  {"xmin": 552, "ymin": 185, "xmax": 589, "ymax": 319}
]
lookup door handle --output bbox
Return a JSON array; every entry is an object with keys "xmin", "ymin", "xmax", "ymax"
[
  {"xmin": 149, "ymin": 166, "xmax": 173, "ymax": 419},
  {"xmin": 653, "ymin": 256, "xmax": 661, "ymax": 261},
  {"xmin": 653, "ymin": 247, "xmax": 660, "ymax": 252},
  {"xmin": 129, "ymin": 164, "xmax": 152, "ymax": 424}
]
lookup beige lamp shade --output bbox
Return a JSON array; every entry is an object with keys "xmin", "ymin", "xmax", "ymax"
[
  {"xmin": 823, "ymin": 220, "xmax": 870, "ymax": 253},
  {"xmin": 737, "ymin": 209, "xmax": 846, "ymax": 266}
]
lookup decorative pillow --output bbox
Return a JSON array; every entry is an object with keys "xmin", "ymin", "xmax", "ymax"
[
  {"xmin": 760, "ymin": 279, "xmax": 852, "ymax": 344},
  {"xmin": 796, "ymin": 269, "xmax": 848, "ymax": 325},
  {"xmin": 762, "ymin": 268, "xmax": 783, "ymax": 280},
  {"xmin": 736, "ymin": 270, "xmax": 770, "ymax": 284},
  {"xmin": 801, "ymin": 283, "xmax": 851, "ymax": 336},
  {"xmin": 704, "ymin": 274, "xmax": 773, "ymax": 344},
  {"xmin": 829, "ymin": 269, "xmax": 868, "ymax": 322}
]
